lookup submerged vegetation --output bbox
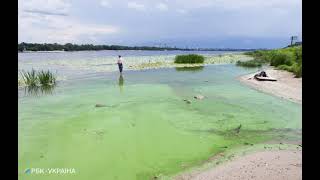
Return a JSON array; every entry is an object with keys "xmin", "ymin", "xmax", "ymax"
[
  {"xmin": 175, "ymin": 66, "xmax": 205, "ymax": 72},
  {"xmin": 174, "ymin": 54, "xmax": 205, "ymax": 64},
  {"xmin": 20, "ymin": 69, "xmax": 56, "ymax": 86},
  {"xmin": 126, "ymin": 54, "xmax": 252, "ymax": 70},
  {"xmin": 238, "ymin": 45, "xmax": 302, "ymax": 77},
  {"xmin": 23, "ymin": 84, "xmax": 56, "ymax": 96}
]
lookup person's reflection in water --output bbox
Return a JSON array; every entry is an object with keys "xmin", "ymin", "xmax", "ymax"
[{"xmin": 118, "ymin": 75, "xmax": 124, "ymax": 93}]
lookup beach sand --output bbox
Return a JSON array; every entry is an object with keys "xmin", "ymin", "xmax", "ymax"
[
  {"xmin": 175, "ymin": 149, "xmax": 302, "ymax": 180},
  {"xmin": 238, "ymin": 68, "xmax": 302, "ymax": 104}
]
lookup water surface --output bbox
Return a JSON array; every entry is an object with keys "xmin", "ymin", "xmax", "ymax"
[{"xmin": 18, "ymin": 51, "xmax": 301, "ymax": 180}]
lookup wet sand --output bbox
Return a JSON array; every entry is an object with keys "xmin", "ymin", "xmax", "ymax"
[
  {"xmin": 175, "ymin": 149, "xmax": 302, "ymax": 180},
  {"xmin": 238, "ymin": 68, "xmax": 302, "ymax": 104}
]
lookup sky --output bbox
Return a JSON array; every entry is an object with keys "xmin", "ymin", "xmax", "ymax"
[{"xmin": 18, "ymin": 0, "xmax": 302, "ymax": 48}]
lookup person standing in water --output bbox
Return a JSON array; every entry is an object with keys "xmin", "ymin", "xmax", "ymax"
[{"xmin": 117, "ymin": 55, "xmax": 123, "ymax": 75}]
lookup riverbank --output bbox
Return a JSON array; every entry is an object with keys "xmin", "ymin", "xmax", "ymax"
[
  {"xmin": 175, "ymin": 148, "xmax": 301, "ymax": 180},
  {"xmin": 238, "ymin": 67, "xmax": 302, "ymax": 104},
  {"xmin": 172, "ymin": 67, "xmax": 302, "ymax": 180}
]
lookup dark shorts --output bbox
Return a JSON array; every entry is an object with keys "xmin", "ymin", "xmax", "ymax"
[{"xmin": 118, "ymin": 63, "xmax": 123, "ymax": 72}]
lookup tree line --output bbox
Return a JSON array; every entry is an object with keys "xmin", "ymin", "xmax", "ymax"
[{"xmin": 18, "ymin": 42, "xmax": 258, "ymax": 52}]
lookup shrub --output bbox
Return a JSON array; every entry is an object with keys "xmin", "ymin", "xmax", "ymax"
[
  {"xmin": 277, "ymin": 64, "xmax": 293, "ymax": 72},
  {"xmin": 245, "ymin": 46, "xmax": 302, "ymax": 77},
  {"xmin": 174, "ymin": 54, "xmax": 204, "ymax": 64},
  {"xmin": 277, "ymin": 63, "xmax": 302, "ymax": 78},
  {"xmin": 291, "ymin": 63, "xmax": 302, "ymax": 78},
  {"xmin": 270, "ymin": 52, "xmax": 294, "ymax": 67}
]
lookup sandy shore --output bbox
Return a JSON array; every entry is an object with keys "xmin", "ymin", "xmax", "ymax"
[
  {"xmin": 175, "ymin": 149, "xmax": 302, "ymax": 180},
  {"xmin": 238, "ymin": 68, "xmax": 302, "ymax": 104},
  {"xmin": 174, "ymin": 68, "xmax": 302, "ymax": 180}
]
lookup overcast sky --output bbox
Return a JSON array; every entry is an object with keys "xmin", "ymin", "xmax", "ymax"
[{"xmin": 18, "ymin": 0, "xmax": 302, "ymax": 48}]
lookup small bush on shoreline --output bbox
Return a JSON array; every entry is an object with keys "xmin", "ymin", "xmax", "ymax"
[
  {"xmin": 174, "ymin": 54, "xmax": 204, "ymax": 64},
  {"xmin": 243, "ymin": 46, "xmax": 302, "ymax": 77}
]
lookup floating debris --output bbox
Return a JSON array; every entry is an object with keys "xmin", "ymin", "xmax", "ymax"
[
  {"xmin": 194, "ymin": 95, "xmax": 205, "ymax": 100},
  {"xmin": 234, "ymin": 124, "xmax": 242, "ymax": 133},
  {"xmin": 95, "ymin": 104, "xmax": 107, "ymax": 107},
  {"xmin": 183, "ymin": 99, "xmax": 192, "ymax": 104}
]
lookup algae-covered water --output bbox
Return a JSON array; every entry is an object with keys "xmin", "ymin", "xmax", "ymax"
[{"xmin": 18, "ymin": 53, "xmax": 301, "ymax": 180}]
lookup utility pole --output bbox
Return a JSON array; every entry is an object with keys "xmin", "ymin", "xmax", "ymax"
[{"xmin": 290, "ymin": 36, "xmax": 298, "ymax": 46}]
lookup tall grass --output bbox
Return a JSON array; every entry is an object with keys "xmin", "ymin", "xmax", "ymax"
[
  {"xmin": 174, "ymin": 54, "xmax": 204, "ymax": 64},
  {"xmin": 38, "ymin": 70, "xmax": 56, "ymax": 85},
  {"xmin": 20, "ymin": 69, "xmax": 57, "ymax": 86},
  {"xmin": 20, "ymin": 69, "xmax": 38, "ymax": 86}
]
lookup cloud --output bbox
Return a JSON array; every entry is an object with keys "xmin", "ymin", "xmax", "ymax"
[
  {"xmin": 18, "ymin": 0, "xmax": 119, "ymax": 43},
  {"xmin": 21, "ymin": 0, "xmax": 71, "ymax": 16},
  {"xmin": 23, "ymin": 9, "xmax": 68, "ymax": 16},
  {"xmin": 167, "ymin": 0, "xmax": 300, "ymax": 11},
  {"xmin": 100, "ymin": 0, "xmax": 111, "ymax": 8},
  {"xmin": 19, "ymin": 17, "xmax": 119, "ymax": 43},
  {"xmin": 177, "ymin": 9, "xmax": 187, "ymax": 14},
  {"xmin": 127, "ymin": 2, "xmax": 146, "ymax": 11},
  {"xmin": 156, "ymin": 3, "xmax": 168, "ymax": 11},
  {"xmin": 18, "ymin": 0, "xmax": 301, "ymax": 48}
]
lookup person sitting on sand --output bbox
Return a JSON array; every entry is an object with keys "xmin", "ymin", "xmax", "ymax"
[{"xmin": 117, "ymin": 55, "xmax": 123, "ymax": 75}]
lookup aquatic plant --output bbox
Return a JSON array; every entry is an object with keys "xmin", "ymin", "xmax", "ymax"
[
  {"xmin": 236, "ymin": 60, "xmax": 262, "ymax": 67},
  {"xmin": 19, "ymin": 69, "xmax": 57, "ymax": 87},
  {"xmin": 175, "ymin": 66, "xmax": 204, "ymax": 72},
  {"xmin": 174, "ymin": 54, "xmax": 204, "ymax": 64},
  {"xmin": 23, "ymin": 84, "xmax": 56, "ymax": 96},
  {"xmin": 20, "ymin": 69, "xmax": 38, "ymax": 86},
  {"xmin": 38, "ymin": 70, "xmax": 56, "ymax": 86}
]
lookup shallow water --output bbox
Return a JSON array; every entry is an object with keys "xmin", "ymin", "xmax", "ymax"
[
  {"xmin": 18, "ymin": 62, "xmax": 301, "ymax": 180},
  {"xmin": 18, "ymin": 50, "xmax": 244, "ymax": 80}
]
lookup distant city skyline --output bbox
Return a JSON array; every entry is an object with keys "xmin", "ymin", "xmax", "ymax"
[{"xmin": 18, "ymin": 0, "xmax": 302, "ymax": 49}]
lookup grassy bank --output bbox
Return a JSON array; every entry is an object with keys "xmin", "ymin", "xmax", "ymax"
[{"xmin": 238, "ymin": 45, "xmax": 302, "ymax": 77}]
